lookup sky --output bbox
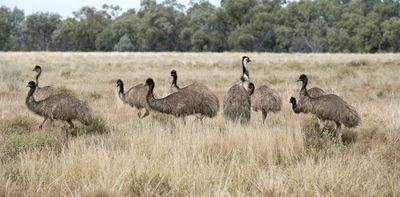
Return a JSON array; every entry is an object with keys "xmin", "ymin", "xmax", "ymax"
[{"xmin": 1, "ymin": 0, "xmax": 221, "ymax": 18}]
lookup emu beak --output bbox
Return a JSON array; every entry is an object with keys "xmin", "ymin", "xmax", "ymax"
[{"xmin": 248, "ymin": 59, "xmax": 252, "ymax": 62}]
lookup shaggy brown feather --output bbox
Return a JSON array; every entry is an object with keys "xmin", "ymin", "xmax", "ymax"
[
  {"xmin": 170, "ymin": 70, "xmax": 220, "ymax": 114},
  {"xmin": 297, "ymin": 87, "xmax": 325, "ymax": 113},
  {"xmin": 298, "ymin": 74, "xmax": 361, "ymax": 143},
  {"xmin": 26, "ymin": 81, "xmax": 93, "ymax": 128},
  {"xmin": 145, "ymin": 78, "xmax": 217, "ymax": 120},
  {"xmin": 117, "ymin": 79, "xmax": 150, "ymax": 118},
  {"xmin": 252, "ymin": 85, "xmax": 282, "ymax": 122},
  {"xmin": 223, "ymin": 84, "xmax": 252, "ymax": 125},
  {"xmin": 32, "ymin": 65, "xmax": 61, "ymax": 100}
]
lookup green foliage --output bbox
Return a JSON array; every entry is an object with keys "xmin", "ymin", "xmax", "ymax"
[
  {"xmin": 0, "ymin": 116, "xmax": 37, "ymax": 134},
  {"xmin": 114, "ymin": 34, "xmax": 135, "ymax": 51},
  {"xmin": 72, "ymin": 116, "xmax": 109, "ymax": 135},
  {"xmin": 0, "ymin": 131, "xmax": 60, "ymax": 158},
  {"xmin": 25, "ymin": 12, "xmax": 61, "ymax": 51},
  {"xmin": 192, "ymin": 31, "xmax": 210, "ymax": 51},
  {"xmin": 1, "ymin": 0, "xmax": 400, "ymax": 52}
]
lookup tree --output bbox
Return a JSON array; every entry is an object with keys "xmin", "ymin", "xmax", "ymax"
[
  {"xmin": 382, "ymin": 17, "xmax": 400, "ymax": 52},
  {"xmin": 25, "ymin": 12, "xmax": 61, "ymax": 51},
  {"xmin": 51, "ymin": 18, "xmax": 79, "ymax": 51},
  {"xmin": 114, "ymin": 34, "xmax": 135, "ymax": 51},
  {"xmin": 73, "ymin": 7, "xmax": 111, "ymax": 51},
  {"xmin": 0, "ymin": 7, "xmax": 11, "ymax": 50}
]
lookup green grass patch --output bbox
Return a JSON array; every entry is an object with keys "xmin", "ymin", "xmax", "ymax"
[
  {"xmin": 71, "ymin": 116, "xmax": 109, "ymax": 136},
  {"xmin": 0, "ymin": 116, "xmax": 37, "ymax": 134},
  {"xmin": 0, "ymin": 131, "xmax": 61, "ymax": 158}
]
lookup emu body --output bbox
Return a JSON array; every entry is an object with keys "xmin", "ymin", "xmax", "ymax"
[
  {"xmin": 145, "ymin": 78, "xmax": 216, "ymax": 121},
  {"xmin": 252, "ymin": 85, "xmax": 282, "ymax": 123},
  {"xmin": 32, "ymin": 65, "xmax": 60, "ymax": 100},
  {"xmin": 26, "ymin": 81, "xmax": 93, "ymax": 129},
  {"xmin": 170, "ymin": 70, "xmax": 219, "ymax": 117},
  {"xmin": 117, "ymin": 79, "xmax": 150, "ymax": 118},
  {"xmin": 297, "ymin": 74, "xmax": 360, "ymax": 143}
]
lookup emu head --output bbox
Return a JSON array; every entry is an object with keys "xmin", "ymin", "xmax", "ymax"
[
  {"xmin": 27, "ymin": 81, "xmax": 36, "ymax": 88},
  {"xmin": 298, "ymin": 74, "xmax": 308, "ymax": 83},
  {"xmin": 170, "ymin": 70, "xmax": 177, "ymax": 77},
  {"xmin": 32, "ymin": 65, "xmax": 41, "ymax": 73},
  {"xmin": 242, "ymin": 56, "xmax": 251, "ymax": 64},
  {"xmin": 116, "ymin": 79, "xmax": 123, "ymax": 87},
  {"xmin": 145, "ymin": 78, "xmax": 154, "ymax": 88},
  {"xmin": 289, "ymin": 97, "xmax": 297, "ymax": 104}
]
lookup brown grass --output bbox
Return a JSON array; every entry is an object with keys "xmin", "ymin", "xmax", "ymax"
[{"xmin": 0, "ymin": 52, "xmax": 399, "ymax": 196}]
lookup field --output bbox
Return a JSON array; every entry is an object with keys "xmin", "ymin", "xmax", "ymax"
[{"xmin": 0, "ymin": 52, "xmax": 399, "ymax": 196}]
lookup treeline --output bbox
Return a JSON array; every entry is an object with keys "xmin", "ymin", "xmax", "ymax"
[{"xmin": 1, "ymin": 0, "xmax": 400, "ymax": 52}]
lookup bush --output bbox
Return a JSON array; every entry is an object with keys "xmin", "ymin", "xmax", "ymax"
[
  {"xmin": 71, "ymin": 116, "xmax": 109, "ymax": 136},
  {"xmin": 301, "ymin": 118, "xmax": 356, "ymax": 148}
]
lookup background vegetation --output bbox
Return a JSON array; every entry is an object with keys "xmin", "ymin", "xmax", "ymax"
[
  {"xmin": 0, "ymin": 52, "xmax": 399, "ymax": 195},
  {"xmin": 1, "ymin": 0, "xmax": 400, "ymax": 52}
]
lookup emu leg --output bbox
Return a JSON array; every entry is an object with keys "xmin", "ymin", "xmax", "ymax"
[
  {"xmin": 67, "ymin": 120, "xmax": 74, "ymax": 129},
  {"xmin": 49, "ymin": 118, "xmax": 54, "ymax": 127},
  {"xmin": 141, "ymin": 109, "xmax": 150, "ymax": 119},
  {"xmin": 181, "ymin": 116, "xmax": 186, "ymax": 125},
  {"xmin": 61, "ymin": 126, "xmax": 69, "ymax": 148},
  {"xmin": 194, "ymin": 114, "xmax": 204, "ymax": 123},
  {"xmin": 318, "ymin": 118, "xmax": 325, "ymax": 136},
  {"xmin": 262, "ymin": 110, "xmax": 267, "ymax": 124},
  {"xmin": 335, "ymin": 122, "xmax": 343, "ymax": 144},
  {"xmin": 39, "ymin": 117, "xmax": 48, "ymax": 129}
]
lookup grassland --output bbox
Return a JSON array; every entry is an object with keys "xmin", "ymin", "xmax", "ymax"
[{"xmin": 0, "ymin": 52, "xmax": 399, "ymax": 196}]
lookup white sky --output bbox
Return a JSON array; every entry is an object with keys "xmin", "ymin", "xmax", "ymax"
[{"xmin": 1, "ymin": 0, "xmax": 221, "ymax": 18}]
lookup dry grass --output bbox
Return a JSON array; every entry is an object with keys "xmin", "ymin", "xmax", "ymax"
[{"xmin": 0, "ymin": 52, "xmax": 399, "ymax": 196}]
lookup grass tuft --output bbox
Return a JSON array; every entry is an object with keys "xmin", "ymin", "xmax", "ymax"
[{"xmin": 0, "ymin": 116, "xmax": 37, "ymax": 134}]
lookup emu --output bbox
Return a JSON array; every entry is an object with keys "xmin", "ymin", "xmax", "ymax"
[
  {"xmin": 26, "ymin": 81, "xmax": 93, "ymax": 129},
  {"xmin": 252, "ymin": 85, "xmax": 282, "ymax": 123},
  {"xmin": 145, "ymin": 78, "xmax": 217, "ymax": 122},
  {"xmin": 223, "ymin": 79, "xmax": 255, "ymax": 125},
  {"xmin": 116, "ymin": 79, "xmax": 150, "ymax": 118},
  {"xmin": 297, "ymin": 74, "xmax": 361, "ymax": 143},
  {"xmin": 170, "ymin": 69, "xmax": 219, "ymax": 115}
]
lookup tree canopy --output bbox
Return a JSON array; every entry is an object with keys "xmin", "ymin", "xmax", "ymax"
[{"xmin": 1, "ymin": 0, "xmax": 400, "ymax": 52}]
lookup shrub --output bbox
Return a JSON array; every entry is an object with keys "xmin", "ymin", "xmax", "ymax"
[{"xmin": 71, "ymin": 116, "xmax": 109, "ymax": 136}]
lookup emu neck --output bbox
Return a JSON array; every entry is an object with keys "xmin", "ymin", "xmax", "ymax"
[
  {"xmin": 146, "ymin": 85, "xmax": 171, "ymax": 114},
  {"xmin": 291, "ymin": 100, "xmax": 300, "ymax": 113},
  {"xmin": 171, "ymin": 75, "xmax": 180, "ymax": 90},
  {"xmin": 26, "ymin": 87, "xmax": 38, "ymax": 111},
  {"xmin": 241, "ymin": 79, "xmax": 250, "ymax": 91},
  {"xmin": 35, "ymin": 70, "xmax": 41, "ymax": 87},
  {"xmin": 118, "ymin": 83, "xmax": 125, "ymax": 101},
  {"xmin": 242, "ymin": 61, "xmax": 249, "ymax": 80},
  {"xmin": 301, "ymin": 80, "xmax": 310, "ymax": 98}
]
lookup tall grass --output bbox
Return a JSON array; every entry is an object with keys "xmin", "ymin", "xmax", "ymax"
[{"xmin": 0, "ymin": 52, "xmax": 399, "ymax": 196}]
